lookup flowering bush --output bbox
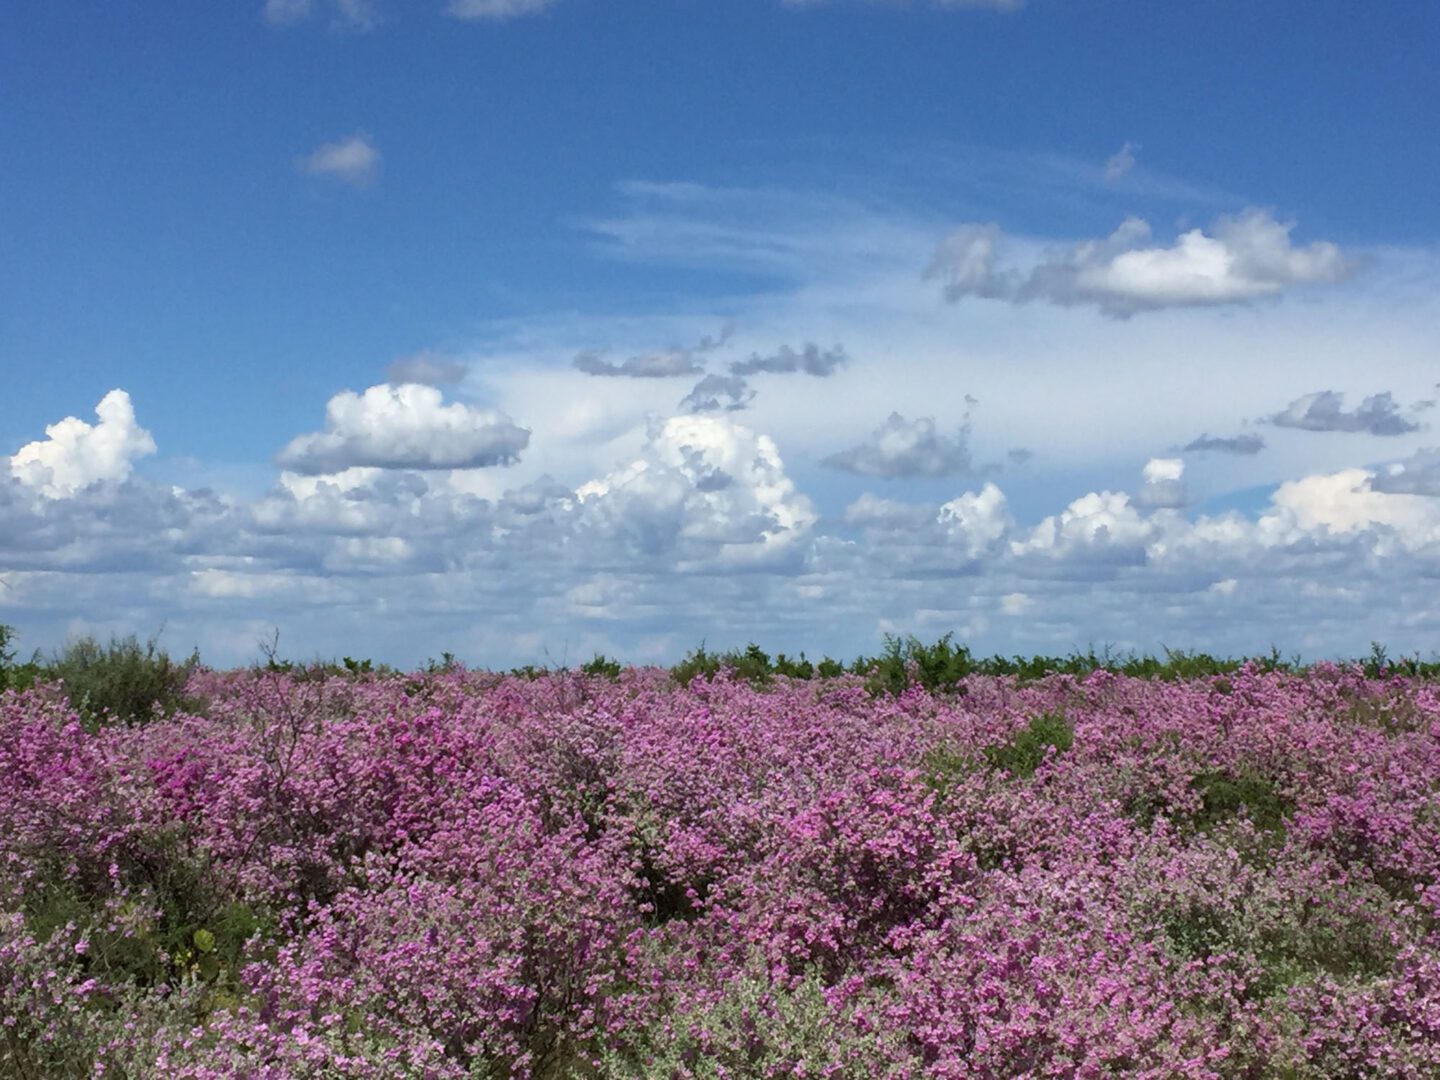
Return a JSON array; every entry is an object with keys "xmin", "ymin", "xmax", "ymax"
[{"xmin": 2, "ymin": 662, "xmax": 1438, "ymax": 1076}]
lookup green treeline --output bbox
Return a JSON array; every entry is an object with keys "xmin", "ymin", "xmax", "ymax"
[{"xmin": 5, "ymin": 622, "xmax": 1439, "ymax": 730}]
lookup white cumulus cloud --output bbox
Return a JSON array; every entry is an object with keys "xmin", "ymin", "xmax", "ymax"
[
  {"xmin": 931, "ymin": 209, "xmax": 1355, "ymax": 317},
  {"xmin": 824, "ymin": 412, "xmax": 974, "ymax": 479},
  {"xmin": 576, "ymin": 414, "xmax": 816, "ymax": 567},
  {"xmin": 9, "ymin": 390, "xmax": 157, "ymax": 498},
  {"xmin": 1136, "ymin": 457, "xmax": 1188, "ymax": 509},
  {"xmin": 276, "ymin": 383, "xmax": 530, "ymax": 474}
]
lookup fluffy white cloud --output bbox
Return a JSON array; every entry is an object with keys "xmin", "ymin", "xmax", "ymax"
[
  {"xmin": 824, "ymin": 412, "xmax": 974, "ymax": 479},
  {"xmin": 938, "ymin": 483, "xmax": 1013, "ymax": 558},
  {"xmin": 9, "ymin": 390, "xmax": 156, "ymax": 498},
  {"xmin": 1266, "ymin": 468, "xmax": 1440, "ymax": 544},
  {"xmin": 1136, "ymin": 457, "xmax": 1188, "ymax": 509},
  {"xmin": 276, "ymin": 383, "xmax": 530, "ymax": 474},
  {"xmin": 296, "ymin": 133, "xmax": 380, "ymax": 186},
  {"xmin": 5, "ymin": 170, "xmax": 1440, "ymax": 668},
  {"xmin": 931, "ymin": 209, "xmax": 1355, "ymax": 317},
  {"xmin": 1013, "ymin": 490, "xmax": 1156, "ymax": 564},
  {"xmin": 575, "ymin": 414, "xmax": 816, "ymax": 568}
]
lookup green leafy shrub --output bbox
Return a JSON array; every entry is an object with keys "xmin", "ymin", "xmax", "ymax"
[
  {"xmin": 983, "ymin": 712, "xmax": 1074, "ymax": 779},
  {"xmin": 920, "ymin": 743, "xmax": 979, "ymax": 806},
  {"xmin": 596, "ymin": 964, "xmax": 908, "ymax": 1079},
  {"xmin": 1190, "ymin": 771, "xmax": 1293, "ymax": 836},
  {"xmin": 854, "ymin": 633, "xmax": 976, "ymax": 696},
  {"xmin": 0, "ymin": 624, "xmax": 42, "ymax": 693},
  {"xmin": 580, "ymin": 653, "xmax": 623, "ymax": 678},
  {"xmin": 48, "ymin": 632, "xmax": 199, "ymax": 726}
]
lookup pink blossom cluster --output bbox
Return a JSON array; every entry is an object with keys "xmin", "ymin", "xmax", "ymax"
[{"xmin": 2, "ymin": 663, "xmax": 1439, "ymax": 1076}]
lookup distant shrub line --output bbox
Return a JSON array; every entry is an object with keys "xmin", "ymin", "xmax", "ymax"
[{"xmin": 3, "ymin": 623, "xmax": 1439, "ymax": 727}]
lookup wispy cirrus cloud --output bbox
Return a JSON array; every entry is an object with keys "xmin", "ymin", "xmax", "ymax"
[
  {"xmin": 444, "ymin": 0, "xmax": 561, "ymax": 19},
  {"xmin": 263, "ymin": 0, "xmax": 379, "ymax": 32},
  {"xmin": 1104, "ymin": 141, "xmax": 1139, "ymax": 183},
  {"xmin": 782, "ymin": 0, "xmax": 1025, "ymax": 10}
]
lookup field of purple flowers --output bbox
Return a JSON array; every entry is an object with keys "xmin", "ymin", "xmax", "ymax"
[{"xmin": 3, "ymin": 663, "xmax": 1439, "ymax": 1078}]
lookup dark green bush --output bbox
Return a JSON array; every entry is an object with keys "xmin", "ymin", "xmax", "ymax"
[
  {"xmin": 853, "ymin": 634, "xmax": 976, "ymax": 696},
  {"xmin": 0, "ymin": 624, "xmax": 42, "ymax": 692},
  {"xmin": 1190, "ymin": 771, "xmax": 1293, "ymax": 836},
  {"xmin": 48, "ymin": 632, "xmax": 199, "ymax": 726},
  {"xmin": 581, "ymin": 654, "xmax": 623, "ymax": 678},
  {"xmin": 983, "ymin": 712, "xmax": 1074, "ymax": 779}
]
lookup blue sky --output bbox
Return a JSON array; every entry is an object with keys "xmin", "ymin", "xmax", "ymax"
[{"xmin": 3, "ymin": 0, "xmax": 1439, "ymax": 666}]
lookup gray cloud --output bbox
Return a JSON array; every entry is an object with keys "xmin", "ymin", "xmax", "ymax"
[
  {"xmin": 824, "ymin": 412, "xmax": 974, "ymax": 479},
  {"xmin": 572, "ymin": 328, "xmax": 730, "ymax": 380},
  {"xmin": 573, "ymin": 350, "xmax": 705, "ymax": 379},
  {"xmin": 386, "ymin": 352, "xmax": 467, "ymax": 387},
  {"xmin": 1183, "ymin": 433, "xmax": 1266, "ymax": 455},
  {"xmin": 930, "ymin": 209, "xmax": 1355, "ymax": 318},
  {"xmin": 1370, "ymin": 448, "xmax": 1440, "ymax": 496},
  {"xmin": 681, "ymin": 374, "xmax": 755, "ymax": 414},
  {"xmin": 1269, "ymin": 390, "xmax": 1422, "ymax": 437},
  {"xmin": 729, "ymin": 343, "xmax": 849, "ymax": 378}
]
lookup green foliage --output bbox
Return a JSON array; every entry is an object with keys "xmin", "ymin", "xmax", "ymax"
[
  {"xmin": 580, "ymin": 653, "xmax": 623, "ymax": 678},
  {"xmin": 47, "ymin": 632, "xmax": 199, "ymax": 726},
  {"xmin": 983, "ymin": 712, "xmax": 1074, "ymax": 779},
  {"xmin": 671, "ymin": 642, "xmax": 834, "ymax": 688},
  {"xmin": 0, "ymin": 624, "xmax": 42, "ymax": 692},
  {"xmin": 24, "ymin": 830, "xmax": 274, "ymax": 997},
  {"xmin": 854, "ymin": 633, "xmax": 977, "ymax": 696},
  {"xmin": 423, "ymin": 651, "xmax": 462, "ymax": 674},
  {"xmin": 595, "ymin": 965, "xmax": 908, "ymax": 1079},
  {"xmin": 920, "ymin": 742, "xmax": 980, "ymax": 805},
  {"xmin": 1190, "ymin": 771, "xmax": 1294, "ymax": 836}
]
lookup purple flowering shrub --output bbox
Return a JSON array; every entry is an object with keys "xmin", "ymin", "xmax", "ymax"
[{"xmin": 2, "ymin": 663, "xmax": 1439, "ymax": 1076}]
